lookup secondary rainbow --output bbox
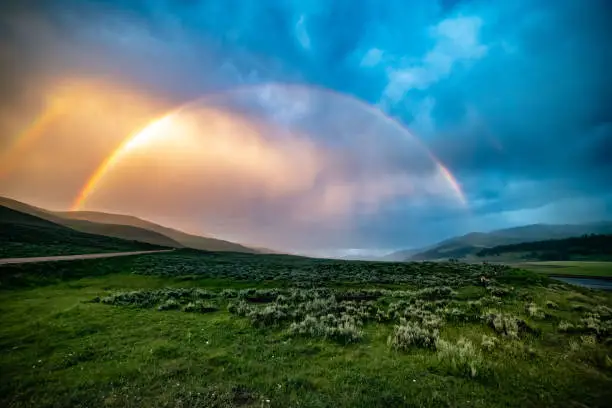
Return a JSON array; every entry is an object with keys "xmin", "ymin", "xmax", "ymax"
[
  {"xmin": 71, "ymin": 83, "xmax": 467, "ymax": 210},
  {"xmin": 0, "ymin": 105, "xmax": 63, "ymax": 179}
]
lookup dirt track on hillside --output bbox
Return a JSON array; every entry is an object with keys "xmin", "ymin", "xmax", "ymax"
[{"xmin": 0, "ymin": 249, "xmax": 174, "ymax": 265}]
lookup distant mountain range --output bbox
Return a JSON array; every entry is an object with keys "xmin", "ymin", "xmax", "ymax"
[
  {"xmin": 0, "ymin": 196, "xmax": 260, "ymax": 255},
  {"xmin": 476, "ymin": 233, "xmax": 612, "ymax": 262},
  {"xmin": 5, "ymin": 195, "xmax": 611, "ymax": 262},
  {"xmin": 385, "ymin": 222, "xmax": 612, "ymax": 262}
]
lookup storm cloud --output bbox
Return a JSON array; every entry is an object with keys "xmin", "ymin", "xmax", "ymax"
[{"xmin": 1, "ymin": 0, "xmax": 611, "ymax": 256}]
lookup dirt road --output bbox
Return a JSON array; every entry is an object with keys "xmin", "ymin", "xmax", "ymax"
[{"xmin": 0, "ymin": 249, "xmax": 174, "ymax": 265}]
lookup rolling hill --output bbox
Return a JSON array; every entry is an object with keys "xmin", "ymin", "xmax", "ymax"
[
  {"xmin": 0, "ymin": 196, "xmax": 259, "ymax": 253},
  {"xmin": 476, "ymin": 233, "xmax": 612, "ymax": 261},
  {"xmin": 0, "ymin": 205, "xmax": 166, "ymax": 258},
  {"xmin": 0, "ymin": 197, "xmax": 182, "ymax": 248},
  {"xmin": 56, "ymin": 210, "xmax": 258, "ymax": 253},
  {"xmin": 387, "ymin": 222, "xmax": 612, "ymax": 261}
]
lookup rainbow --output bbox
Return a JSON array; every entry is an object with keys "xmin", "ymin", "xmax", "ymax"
[
  {"xmin": 0, "ymin": 104, "xmax": 63, "ymax": 179},
  {"xmin": 71, "ymin": 83, "xmax": 467, "ymax": 210}
]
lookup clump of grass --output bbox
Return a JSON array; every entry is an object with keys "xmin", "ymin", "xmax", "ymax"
[
  {"xmin": 443, "ymin": 305, "xmax": 481, "ymax": 323},
  {"xmin": 388, "ymin": 318, "xmax": 439, "ymax": 351},
  {"xmin": 100, "ymin": 291, "xmax": 159, "ymax": 308},
  {"xmin": 546, "ymin": 300, "xmax": 559, "ymax": 309},
  {"xmin": 288, "ymin": 314, "xmax": 363, "ymax": 344},
  {"xmin": 157, "ymin": 299, "xmax": 180, "ymax": 311},
  {"xmin": 482, "ymin": 311, "xmax": 537, "ymax": 338},
  {"xmin": 220, "ymin": 289, "xmax": 239, "ymax": 298},
  {"xmin": 579, "ymin": 315, "xmax": 612, "ymax": 339},
  {"xmin": 435, "ymin": 338, "xmax": 488, "ymax": 379},
  {"xmin": 558, "ymin": 321, "xmax": 575, "ymax": 332},
  {"xmin": 525, "ymin": 302, "xmax": 545, "ymax": 319},
  {"xmin": 227, "ymin": 300, "xmax": 250, "ymax": 316},
  {"xmin": 183, "ymin": 300, "xmax": 218, "ymax": 313},
  {"xmin": 595, "ymin": 305, "xmax": 612, "ymax": 318},
  {"xmin": 335, "ymin": 289, "xmax": 385, "ymax": 301},
  {"xmin": 487, "ymin": 286, "xmax": 512, "ymax": 298},
  {"xmin": 248, "ymin": 303, "xmax": 292, "ymax": 327},
  {"xmin": 390, "ymin": 302, "xmax": 446, "ymax": 329},
  {"xmin": 559, "ymin": 314, "xmax": 612, "ymax": 340},
  {"xmin": 481, "ymin": 334, "xmax": 498, "ymax": 352},
  {"xmin": 416, "ymin": 286, "xmax": 456, "ymax": 300},
  {"xmin": 239, "ymin": 288, "xmax": 281, "ymax": 303}
]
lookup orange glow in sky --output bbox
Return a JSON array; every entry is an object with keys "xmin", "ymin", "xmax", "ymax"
[{"xmin": 1, "ymin": 79, "xmax": 468, "ymax": 251}]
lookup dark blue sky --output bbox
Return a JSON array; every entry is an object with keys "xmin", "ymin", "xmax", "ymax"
[{"xmin": 1, "ymin": 0, "xmax": 611, "ymax": 256}]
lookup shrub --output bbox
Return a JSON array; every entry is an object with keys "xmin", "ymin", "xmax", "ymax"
[
  {"xmin": 482, "ymin": 311, "xmax": 537, "ymax": 338},
  {"xmin": 525, "ymin": 302, "xmax": 545, "ymax": 319},
  {"xmin": 388, "ymin": 319, "xmax": 439, "ymax": 351},
  {"xmin": 220, "ymin": 289, "xmax": 238, "ymax": 298},
  {"xmin": 183, "ymin": 301, "xmax": 218, "ymax": 313},
  {"xmin": 335, "ymin": 289, "xmax": 384, "ymax": 301},
  {"xmin": 193, "ymin": 289, "xmax": 217, "ymax": 299},
  {"xmin": 416, "ymin": 286, "xmax": 456, "ymax": 300},
  {"xmin": 558, "ymin": 315, "xmax": 611, "ymax": 339},
  {"xmin": 100, "ymin": 291, "xmax": 159, "ymax": 308},
  {"xmin": 298, "ymin": 296, "xmax": 338, "ymax": 316},
  {"xmin": 288, "ymin": 314, "xmax": 363, "ymax": 344},
  {"xmin": 443, "ymin": 307, "xmax": 480, "ymax": 323},
  {"xmin": 436, "ymin": 338, "xmax": 486, "ymax": 379},
  {"xmin": 228, "ymin": 300, "xmax": 250, "ymax": 316},
  {"xmin": 546, "ymin": 300, "xmax": 559, "ymax": 309},
  {"xmin": 579, "ymin": 316, "xmax": 611, "ymax": 338},
  {"xmin": 595, "ymin": 305, "xmax": 612, "ymax": 319},
  {"xmin": 157, "ymin": 299, "xmax": 181, "ymax": 311},
  {"xmin": 248, "ymin": 304, "xmax": 291, "ymax": 327},
  {"xmin": 481, "ymin": 334, "xmax": 497, "ymax": 351},
  {"xmin": 422, "ymin": 314, "xmax": 445, "ymax": 329},
  {"xmin": 289, "ymin": 315, "xmax": 326, "ymax": 338},
  {"xmin": 241, "ymin": 289, "xmax": 281, "ymax": 303},
  {"xmin": 487, "ymin": 286, "xmax": 512, "ymax": 298}
]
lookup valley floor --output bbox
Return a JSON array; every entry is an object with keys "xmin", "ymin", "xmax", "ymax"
[
  {"xmin": 515, "ymin": 261, "xmax": 612, "ymax": 278},
  {"xmin": 1, "ymin": 251, "xmax": 611, "ymax": 407}
]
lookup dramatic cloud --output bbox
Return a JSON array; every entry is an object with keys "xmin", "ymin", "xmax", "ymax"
[
  {"xmin": 1, "ymin": 0, "xmax": 611, "ymax": 256},
  {"xmin": 381, "ymin": 15, "xmax": 487, "ymax": 107}
]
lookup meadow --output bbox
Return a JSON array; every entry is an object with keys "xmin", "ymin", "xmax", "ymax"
[
  {"xmin": 516, "ymin": 261, "xmax": 612, "ymax": 278},
  {"xmin": 1, "ymin": 250, "xmax": 611, "ymax": 407}
]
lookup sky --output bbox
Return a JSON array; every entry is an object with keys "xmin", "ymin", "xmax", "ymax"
[{"xmin": 1, "ymin": 0, "xmax": 611, "ymax": 258}]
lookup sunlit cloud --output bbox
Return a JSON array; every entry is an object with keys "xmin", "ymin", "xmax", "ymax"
[{"xmin": 66, "ymin": 83, "xmax": 466, "ymax": 252}]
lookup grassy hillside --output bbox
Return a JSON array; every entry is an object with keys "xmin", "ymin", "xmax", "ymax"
[
  {"xmin": 0, "ymin": 205, "xmax": 166, "ymax": 258},
  {"xmin": 0, "ymin": 196, "xmax": 259, "ymax": 253},
  {"xmin": 516, "ymin": 261, "xmax": 612, "ymax": 278},
  {"xmin": 0, "ymin": 196, "xmax": 182, "ymax": 248},
  {"xmin": 394, "ymin": 222, "xmax": 612, "ymax": 261},
  {"xmin": 1, "ymin": 250, "xmax": 611, "ymax": 407},
  {"xmin": 61, "ymin": 219, "xmax": 183, "ymax": 248},
  {"xmin": 56, "ymin": 210, "xmax": 259, "ymax": 253},
  {"xmin": 477, "ymin": 234, "xmax": 612, "ymax": 262}
]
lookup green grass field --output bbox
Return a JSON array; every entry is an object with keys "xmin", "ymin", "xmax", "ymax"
[
  {"xmin": 1, "ymin": 251, "xmax": 612, "ymax": 407},
  {"xmin": 516, "ymin": 261, "xmax": 612, "ymax": 278}
]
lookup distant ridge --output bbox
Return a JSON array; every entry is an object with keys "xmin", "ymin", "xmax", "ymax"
[
  {"xmin": 0, "ymin": 196, "xmax": 261, "ymax": 254},
  {"xmin": 477, "ymin": 233, "xmax": 612, "ymax": 261},
  {"xmin": 0, "ymin": 205, "xmax": 166, "ymax": 258},
  {"xmin": 57, "ymin": 210, "xmax": 258, "ymax": 253},
  {"xmin": 386, "ymin": 222, "xmax": 612, "ymax": 261}
]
